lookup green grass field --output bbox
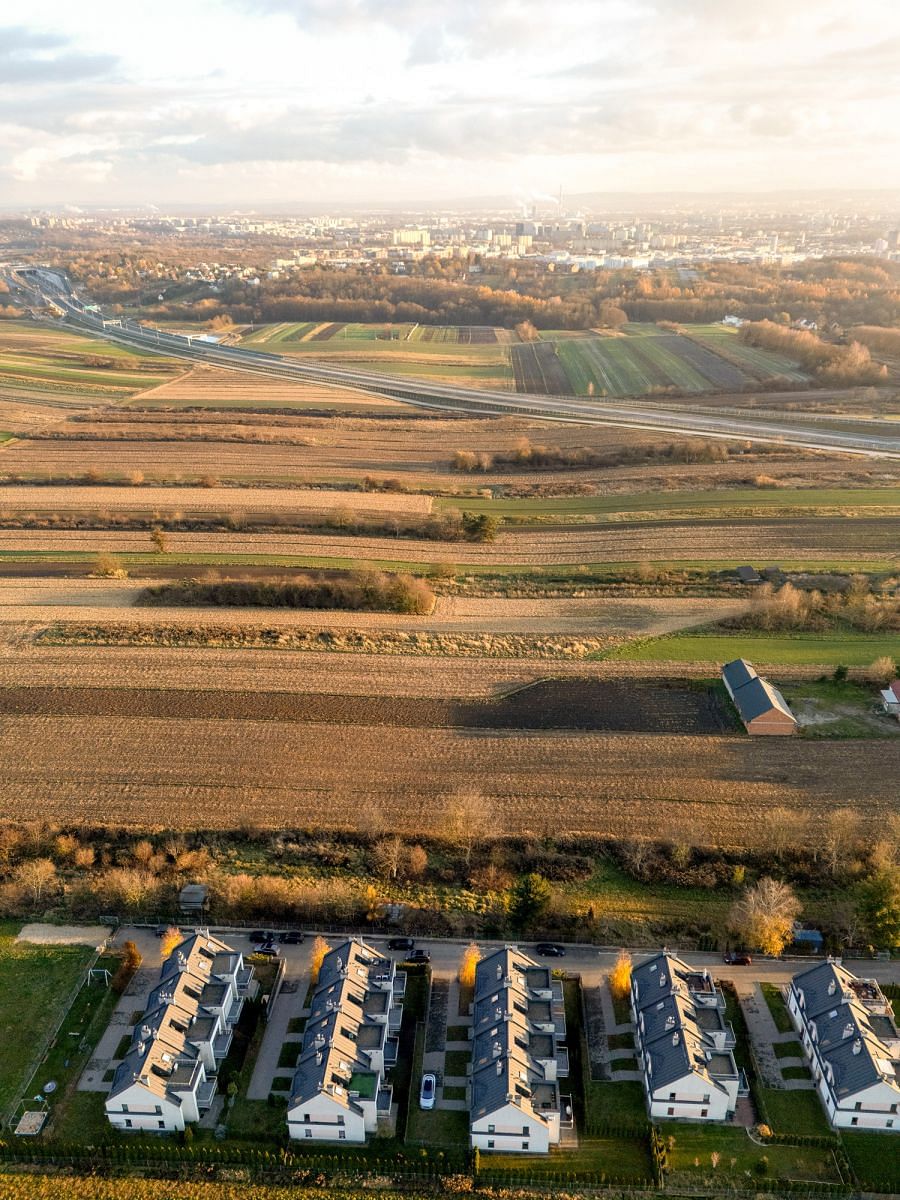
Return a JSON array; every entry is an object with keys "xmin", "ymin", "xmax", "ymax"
[
  {"xmin": 667, "ymin": 1125, "xmax": 842, "ymax": 1184},
  {"xmin": 843, "ymin": 1131, "xmax": 900, "ymax": 1191},
  {"xmin": 0, "ymin": 923, "xmax": 97, "ymax": 1116},
  {"xmin": 612, "ymin": 631, "xmax": 900, "ymax": 666},
  {"xmin": 686, "ymin": 324, "xmax": 810, "ymax": 382},
  {"xmin": 435, "ymin": 487, "xmax": 900, "ymax": 520}
]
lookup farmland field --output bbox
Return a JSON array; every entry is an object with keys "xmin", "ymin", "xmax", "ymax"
[
  {"xmin": 615, "ymin": 631, "xmax": 900, "ymax": 666},
  {"xmin": 0, "ymin": 711, "xmax": 893, "ymax": 843}
]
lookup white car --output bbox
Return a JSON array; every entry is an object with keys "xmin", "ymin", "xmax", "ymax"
[{"xmin": 419, "ymin": 1072, "xmax": 436, "ymax": 1110}]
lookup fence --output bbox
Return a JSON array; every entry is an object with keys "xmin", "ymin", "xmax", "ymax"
[{"xmin": 265, "ymin": 956, "xmax": 287, "ymax": 1019}]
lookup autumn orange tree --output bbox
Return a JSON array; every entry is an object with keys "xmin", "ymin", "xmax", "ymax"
[
  {"xmin": 160, "ymin": 927, "xmax": 182, "ymax": 961},
  {"xmin": 458, "ymin": 942, "xmax": 481, "ymax": 989},
  {"xmin": 309, "ymin": 935, "xmax": 331, "ymax": 983},
  {"xmin": 609, "ymin": 950, "xmax": 633, "ymax": 1002}
]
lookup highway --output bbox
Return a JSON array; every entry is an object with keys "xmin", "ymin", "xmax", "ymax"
[{"xmin": 12, "ymin": 265, "xmax": 900, "ymax": 460}]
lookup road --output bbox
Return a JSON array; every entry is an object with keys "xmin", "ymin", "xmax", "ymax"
[
  {"xmin": 12, "ymin": 266, "xmax": 900, "ymax": 461},
  {"xmin": 111, "ymin": 925, "xmax": 900, "ymax": 991}
]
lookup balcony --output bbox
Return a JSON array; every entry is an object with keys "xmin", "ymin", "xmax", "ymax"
[
  {"xmin": 236, "ymin": 966, "xmax": 255, "ymax": 996},
  {"xmin": 556, "ymin": 1046, "xmax": 570, "ymax": 1078},
  {"xmin": 213, "ymin": 1028, "xmax": 234, "ymax": 1062},
  {"xmin": 196, "ymin": 1077, "xmax": 218, "ymax": 1111},
  {"xmin": 392, "ymin": 971, "xmax": 407, "ymax": 1000},
  {"xmin": 388, "ymin": 1004, "xmax": 403, "ymax": 1034},
  {"xmin": 384, "ymin": 1036, "xmax": 399, "ymax": 1066},
  {"xmin": 559, "ymin": 1094, "xmax": 575, "ymax": 1128}
]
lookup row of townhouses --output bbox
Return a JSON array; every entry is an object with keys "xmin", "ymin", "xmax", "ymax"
[
  {"xmin": 286, "ymin": 939, "xmax": 404, "ymax": 1141},
  {"xmin": 105, "ymin": 933, "xmax": 254, "ymax": 1132},
  {"xmin": 788, "ymin": 960, "xmax": 900, "ymax": 1131},
  {"xmin": 105, "ymin": 938, "xmax": 898, "ymax": 1144}
]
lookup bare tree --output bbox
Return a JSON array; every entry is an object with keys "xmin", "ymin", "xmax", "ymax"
[
  {"xmin": 371, "ymin": 837, "xmax": 404, "ymax": 881},
  {"xmin": 822, "ymin": 809, "xmax": 861, "ymax": 878},
  {"xmin": 14, "ymin": 858, "xmax": 57, "ymax": 904},
  {"xmin": 443, "ymin": 789, "xmax": 496, "ymax": 865}
]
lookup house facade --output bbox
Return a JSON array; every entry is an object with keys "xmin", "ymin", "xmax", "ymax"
[
  {"xmin": 469, "ymin": 946, "xmax": 570, "ymax": 1154},
  {"xmin": 632, "ymin": 952, "xmax": 740, "ymax": 1122},
  {"xmin": 879, "ymin": 681, "xmax": 900, "ymax": 720},
  {"xmin": 722, "ymin": 658, "xmax": 797, "ymax": 735},
  {"xmin": 105, "ymin": 933, "xmax": 253, "ymax": 1133},
  {"xmin": 286, "ymin": 939, "xmax": 403, "ymax": 1143},
  {"xmin": 788, "ymin": 961, "xmax": 900, "ymax": 1131}
]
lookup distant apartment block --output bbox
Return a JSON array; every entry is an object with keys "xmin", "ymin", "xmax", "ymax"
[
  {"xmin": 632, "ymin": 952, "xmax": 741, "ymax": 1122},
  {"xmin": 788, "ymin": 961, "xmax": 900, "ymax": 1131},
  {"xmin": 469, "ymin": 946, "xmax": 571, "ymax": 1154},
  {"xmin": 105, "ymin": 933, "xmax": 254, "ymax": 1133},
  {"xmin": 287, "ymin": 939, "xmax": 403, "ymax": 1142}
]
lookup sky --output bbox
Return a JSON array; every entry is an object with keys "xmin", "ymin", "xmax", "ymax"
[{"xmin": 1, "ymin": 0, "xmax": 899, "ymax": 207}]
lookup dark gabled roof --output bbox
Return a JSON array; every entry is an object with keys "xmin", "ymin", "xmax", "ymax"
[
  {"xmin": 722, "ymin": 658, "xmax": 758, "ymax": 691},
  {"xmin": 732, "ymin": 677, "xmax": 795, "ymax": 724}
]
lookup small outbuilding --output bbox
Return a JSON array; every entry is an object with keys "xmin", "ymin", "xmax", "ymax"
[
  {"xmin": 722, "ymin": 659, "xmax": 797, "ymax": 736},
  {"xmin": 735, "ymin": 565, "xmax": 762, "ymax": 585},
  {"xmin": 879, "ymin": 680, "xmax": 900, "ymax": 720},
  {"xmin": 179, "ymin": 882, "xmax": 209, "ymax": 916}
]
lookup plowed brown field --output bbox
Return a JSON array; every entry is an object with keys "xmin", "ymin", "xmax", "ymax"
[
  {"xmin": 0, "ymin": 714, "xmax": 892, "ymax": 845},
  {"xmin": 129, "ymin": 364, "xmax": 405, "ymax": 410}
]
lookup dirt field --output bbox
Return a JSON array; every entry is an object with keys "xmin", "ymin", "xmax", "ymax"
[
  {"xmin": 0, "ymin": 585, "xmax": 745, "ymax": 635},
  {"xmin": 128, "ymin": 364, "xmax": 406, "ymax": 410},
  {"xmin": 0, "ymin": 713, "xmax": 892, "ymax": 846},
  {"xmin": 0, "ymin": 519, "xmax": 893, "ymax": 565},
  {"xmin": 0, "ymin": 485, "xmax": 433, "ymax": 516}
]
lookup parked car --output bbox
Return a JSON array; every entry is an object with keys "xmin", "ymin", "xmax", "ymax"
[
  {"xmin": 406, "ymin": 949, "xmax": 431, "ymax": 964},
  {"xmin": 153, "ymin": 925, "xmax": 170, "ymax": 938},
  {"xmin": 249, "ymin": 930, "xmax": 274, "ymax": 943},
  {"xmin": 388, "ymin": 937, "xmax": 415, "ymax": 953},
  {"xmin": 534, "ymin": 942, "xmax": 566, "ymax": 957},
  {"xmin": 279, "ymin": 930, "xmax": 304, "ymax": 944},
  {"xmin": 419, "ymin": 1073, "xmax": 436, "ymax": 1110},
  {"xmin": 723, "ymin": 951, "xmax": 752, "ymax": 965},
  {"xmin": 254, "ymin": 944, "xmax": 281, "ymax": 958}
]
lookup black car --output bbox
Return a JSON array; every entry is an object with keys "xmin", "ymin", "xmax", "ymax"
[
  {"xmin": 249, "ymin": 930, "xmax": 273, "ymax": 943},
  {"xmin": 254, "ymin": 944, "xmax": 280, "ymax": 958},
  {"xmin": 405, "ymin": 949, "xmax": 431, "ymax": 964},
  {"xmin": 388, "ymin": 937, "xmax": 415, "ymax": 953},
  {"xmin": 534, "ymin": 942, "xmax": 566, "ymax": 957},
  {"xmin": 723, "ymin": 951, "xmax": 752, "ymax": 965},
  {"xmin": 279, "ymin": 930, "xmax": 304, "ymax": 945}
]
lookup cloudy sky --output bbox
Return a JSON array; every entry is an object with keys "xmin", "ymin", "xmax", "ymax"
[{"xmin": 1, "ymin": 0, "xmax": 899, "ymax": 207}]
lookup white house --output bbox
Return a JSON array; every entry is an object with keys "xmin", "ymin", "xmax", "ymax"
[
  {"xmin": 469, "ymin": 947, "xmax": 570, "ymax": 1154},
  {"xmin": 105, "ymin": 933, "xmax": 253, "ymax": 1133},
  {"xmin": 632, "ymin": 952, "xmax": 740, "ymax": 1122},
  {"xmin": 286, "ymin": 939, "xmax": 404, "ymax": 1143},
  {"xmin": 788, "ymin": 961, "xmax": 900, "ymax": 1131}
]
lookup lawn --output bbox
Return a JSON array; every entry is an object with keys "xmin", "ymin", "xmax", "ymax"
[
  {"xmin": 781, "ymin": 1065, "xmax": 813, "ymax": 1081},
  {"xmin": 584, "ymin": 1081, "xmax": 647, "ymax": 1129},
  {"xmin": 445, "ymin": 1025, "xmax": 469, "ymax": 1042},
  {"xmin": 480, "ymin": 1135, "xmax": 653, "ymax": 1183},
  {"xmin": 0, "ymin": 924, "xmax": 98, "ymax": 1117},
  {"xmin": 761, "ymin": 1087, "xmax": 831, "ymax": 1137},
  {"xmin": 614, "ymin": 631, "xmax": 900, "ymax": 667},
  {"xmin": 842, "ymin": 1130, "xmax": 900, "ymax": 1191},
  {"xmin": 666, "ymin": 1125, "xmax": 842, "ymax": 1184},
  {"xmin": 773, "ymin": 1039, "xmax": 804, "ymax": 1059},
  {"xmin": 760, "ymin": 983, "xmax": 794, "ymax": 1033},
  {"xmin": 443, "ymin": 1050, "xmax": 471, "ymax": 1078}
]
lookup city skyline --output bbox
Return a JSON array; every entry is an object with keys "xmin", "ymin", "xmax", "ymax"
[{"xmin": 2, "ymin": 0, "xmax": 899, "ymax": 206}]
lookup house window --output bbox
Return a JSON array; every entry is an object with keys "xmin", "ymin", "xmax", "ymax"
[
  {"xmin": 305, "ymin": 1129, "xmax": 312, "ymax": 1138},
  {"xmin": 121, "ymin": 1105, "xmax": 129, "ymax": 1114},
  {"xmin": 855, "ymin": 1102, "xmax": 862, "ymax": 1111},
  {"xmin": 339, "ymin": 1130, "xmax": 346, "ymax": 1140},
  {"xmin": 887, "ymin": 1120, "xmax": 893, "ymax": 1129},
  {"xmin": 522, "ymin": 1141, "xmax": 529, "ymax": 1150},
  {"xmin": 155, "ymin": 1106, "xmax": 162, "ymax": 1114},
  {"xmin": 701, "ymin": 1109, "xmax": 708, "ymax": 1118},
  {"xmin": 522, "ymin": 1125, "xmax": 530, "ymax": 1136},
  {"xmin": 668, "ymin": 1092, "xmax": 676, "ymax": 1100},
  {"xmin": 488, "ymin": 1124, "xmax": 495, "ymax": 1133},
  {"xmin": 851, "ymin": 1117, "xmax": 858, "ymax": 1126},
  {"xmin": 303, "ymin": 1114, "xmax": 310, "ymax": 1123},
  {"xmin": 158, "ymin": 1121, "xmax": 165, "ymax": 1129},
  {"xmin": 337, "ymin": 1115, "xmax": 344, "ymax": 1125},
  {"xmin": 124, "ymin": 1119, "xmax": 132, "ymax": 1128},
  {"xmin": 667, "ymin": 1107, "xmax": 674, "ymax": 1116},
  {"xmin": 702, "ymin": 1095, "xmax": 710, "ymax": 1103},
  {"xmin": 487, "ymin": 1139, "xmax": 494, "ymax": 1149}
]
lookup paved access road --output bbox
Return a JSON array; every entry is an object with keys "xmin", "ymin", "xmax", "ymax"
[{"xmin": 112, "ymin": 926, "xmax": 900, "ymax": 991}]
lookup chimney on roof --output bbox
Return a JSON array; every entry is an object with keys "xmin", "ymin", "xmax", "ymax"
[
  {"xmin": 665, "ymin": 1015, "xmax": 676, "ymax": 1030},
  {"xmin": 852, "ymin": 1039, "xmax": 862, "ymax": 1055},
  {"xmin": 828, "ymin": 980, "xmax": 837, "ymax": 995},
  {"xmin": 659, "ymin": 973, "xmax": 667, "ymax": 987},
  {"xmin": 672, "ymin": 1032, "xmax": 680, "ymax": 1046},
  {"xmin": 496, "ymin": 1060, "xmax": 503, "ymax": 1075},
  {"xmin": 843, "ymin": 1022, "xmax": 854, "ymax": 1039}
]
